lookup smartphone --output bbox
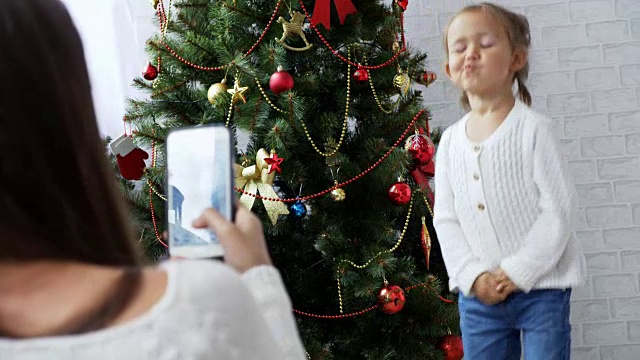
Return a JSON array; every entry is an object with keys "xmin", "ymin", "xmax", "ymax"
[{"xmin": 166, "ymin": 124, "xmax": 235, "ymax": 259}]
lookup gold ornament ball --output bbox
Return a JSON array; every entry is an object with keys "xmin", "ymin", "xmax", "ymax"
[
  {"xmin": 207, "ymin": 81, "xmax": 228, "ymax": 104},
  {"xmin": 393, "ymin": 72, "xmax": 411, "ymax": 95},
  {"xmin": 330, "ymin": 188, "xmax": 346, "ymax": 201}
]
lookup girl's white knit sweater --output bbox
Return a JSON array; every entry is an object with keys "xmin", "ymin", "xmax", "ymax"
[{"xmin": 433, "ymin": 99, "xmax": 586, "ymax": 296}]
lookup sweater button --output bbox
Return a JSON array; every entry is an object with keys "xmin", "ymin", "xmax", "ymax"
[
  {"xmin": 473, "ymin": 173, "xmax": 480, "ymax": 181},
  {"xmin": 473, "ymin": 145, "xmax": 481, "ymax": 152},
  {"xmin": 477, "ymin": 203, "xmax": 485, "ymax": 211}
]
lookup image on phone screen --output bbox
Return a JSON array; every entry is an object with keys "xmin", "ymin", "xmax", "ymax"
[{"xmin": 166, "ymin": 127, "xmax": 232, "ymax": 250}]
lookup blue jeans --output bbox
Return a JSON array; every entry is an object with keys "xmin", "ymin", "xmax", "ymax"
[{"xmin": 458, "ymin": 289, "xmax": 572, "ymax": 360}]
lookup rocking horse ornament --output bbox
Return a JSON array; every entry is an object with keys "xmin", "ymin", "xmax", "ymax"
[{"xmin": 275, "ymin": 11, "xmax": 313, "ymax": 51}]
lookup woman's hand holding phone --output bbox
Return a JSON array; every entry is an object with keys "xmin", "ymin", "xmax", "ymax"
[{"xmin": 192, "ymin": 205, "xmax": 272, "ymax": 273}]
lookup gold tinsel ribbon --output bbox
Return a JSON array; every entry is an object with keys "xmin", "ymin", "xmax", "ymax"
[{"xmin": 234, "ymin": 148, "xmax": 290, "ymax": 225}]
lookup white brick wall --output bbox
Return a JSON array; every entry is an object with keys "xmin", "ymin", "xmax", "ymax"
[{"xmin": 405, "ymin": 0, "xmax": 640, "ymax": 358}]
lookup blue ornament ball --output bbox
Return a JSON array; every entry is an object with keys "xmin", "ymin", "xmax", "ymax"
[{"xmin": 290, "ymin": 200, "xmax": 307, "ymax": 218}]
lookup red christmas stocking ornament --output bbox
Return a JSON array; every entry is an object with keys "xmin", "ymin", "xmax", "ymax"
[{"xmin": 110, "ymin": 134, "xmax": 149, "ymax": 180}]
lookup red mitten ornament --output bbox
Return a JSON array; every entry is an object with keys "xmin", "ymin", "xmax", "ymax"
[
  {"xmin": 142, "ymin": 62, "xmax": 158, "ymax": 81},
  {"xmin": 110, "ymin": 135, "xmax": 148, "ymax": 180}
]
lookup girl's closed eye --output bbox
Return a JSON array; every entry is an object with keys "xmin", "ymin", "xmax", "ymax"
[
  {"xmin": 480, "ymin": 35, "xmax": 496, "ymax": 48},
  {"xmin": 452, "ymin": 44, "xmax": 466, "ymax": 53}
]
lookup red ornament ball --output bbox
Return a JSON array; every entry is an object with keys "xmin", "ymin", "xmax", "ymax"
[
  {"xmin": 405, "ymin": 133, "xmax": 435, "ymax": 166},
  {"xmin": 436, "ymin": 335, "xmax": 464, "ymax": 360},
  {"xmin": 416, "ymin": 70, "xmax": 437, "ymax": 86},
  {"xmin": 377, "ymin": 285, "xmax": 406, "ymax": 314},
  {"xmin": 387, "ymin": 182, "xmax": 412, "ymax": 206},
  {"xmin": 353, "ymin": 68, "xmax": 369, "ymax": 82},
  {"xmin": 396, "ymin": 0, "xmax": 408, "ymax": 11},
  {"xmin": 269, "ymin": 68, "xmax": 294, "ymax": 94},
  {"xmin": 143, "ymin": 63, "xmax": 158, "ymax": 81}
]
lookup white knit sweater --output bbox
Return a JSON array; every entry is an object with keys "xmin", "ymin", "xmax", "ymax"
[
  {"xmin": 0, "ymin": 260, "xmax": 306, "ymax": 360},
  {"xmin": 433, "ymin": 99, "xmax": 586, "ymax": 297}
]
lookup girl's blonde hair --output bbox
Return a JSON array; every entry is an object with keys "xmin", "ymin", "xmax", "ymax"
[{"xmin": 444, "ymin": 2, "xmax": 532, "ymax": 110}]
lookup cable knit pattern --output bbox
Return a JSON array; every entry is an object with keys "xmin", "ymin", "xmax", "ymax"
[
  {"xmin": 0, "ymin": 260, "xmax": 306, "ymax": 360},
  {"xmin": 433, "ymin": 99, "xmax": 586, "ymax": 296}
]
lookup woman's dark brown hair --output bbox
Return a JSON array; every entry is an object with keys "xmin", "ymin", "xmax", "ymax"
[
  {"xmin": 0, "ymin": 0, "xmax": 141, "ymax": 266},
  {"xmin": 444, "ymin": 2, "xmax": 532, "ymax": 110}
]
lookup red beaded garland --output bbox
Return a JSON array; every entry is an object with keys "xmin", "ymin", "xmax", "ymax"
[
  {"xmin": 156, "ymin": 0, "xmax": 282, "ymax": 71},
  {"xmin": 234, "ymin": 110, "xmax": 428, "ymax": 202},
  {"xmin": 297, "ymin": 0, "xmax": 407, "ymax": 70}
]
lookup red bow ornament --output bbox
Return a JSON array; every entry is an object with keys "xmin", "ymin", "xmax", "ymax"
[{"xmin": 312, "ymin": 0, "xmax": 357, "ymax": 30}]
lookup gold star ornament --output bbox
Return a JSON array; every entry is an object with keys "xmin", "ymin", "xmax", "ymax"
[{"xmin": 227, "ymin": 78, "xmax": 249, "ymax": 104}]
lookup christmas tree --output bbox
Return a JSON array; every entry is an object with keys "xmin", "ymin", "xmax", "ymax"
[{"xmin": 114, "ymin": 0, "xmax": 462, "ymax": 358}]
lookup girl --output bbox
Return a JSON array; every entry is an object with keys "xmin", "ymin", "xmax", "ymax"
[
  {"xmin": 433, "ymin": 3, "xmax": 586, "ymax": 359},
  {"xmin": 0, "ymin": 0, "xmax": 305, "ymax": 359}
]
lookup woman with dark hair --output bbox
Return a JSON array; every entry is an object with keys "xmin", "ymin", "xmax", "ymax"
[{"xmin": 0, "ymin": 0, "xmax": 305, "ymax": 358}]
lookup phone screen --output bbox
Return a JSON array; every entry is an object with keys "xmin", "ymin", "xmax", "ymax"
[{"xmin": 166, "ymin": 125, "xmax": 233, "ymax": 258}]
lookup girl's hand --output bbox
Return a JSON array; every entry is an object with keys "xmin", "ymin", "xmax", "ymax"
[
  {"xmin": 494, "ymin": 268, "xmax": 517, "ymax": 295},
  {"xmin": 192, "ymin": 205, "xmax": 272, "ymax": 273},
  {"xmin": 472, "ymin": 272, "xmax": 508, "ymax": 305}
]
